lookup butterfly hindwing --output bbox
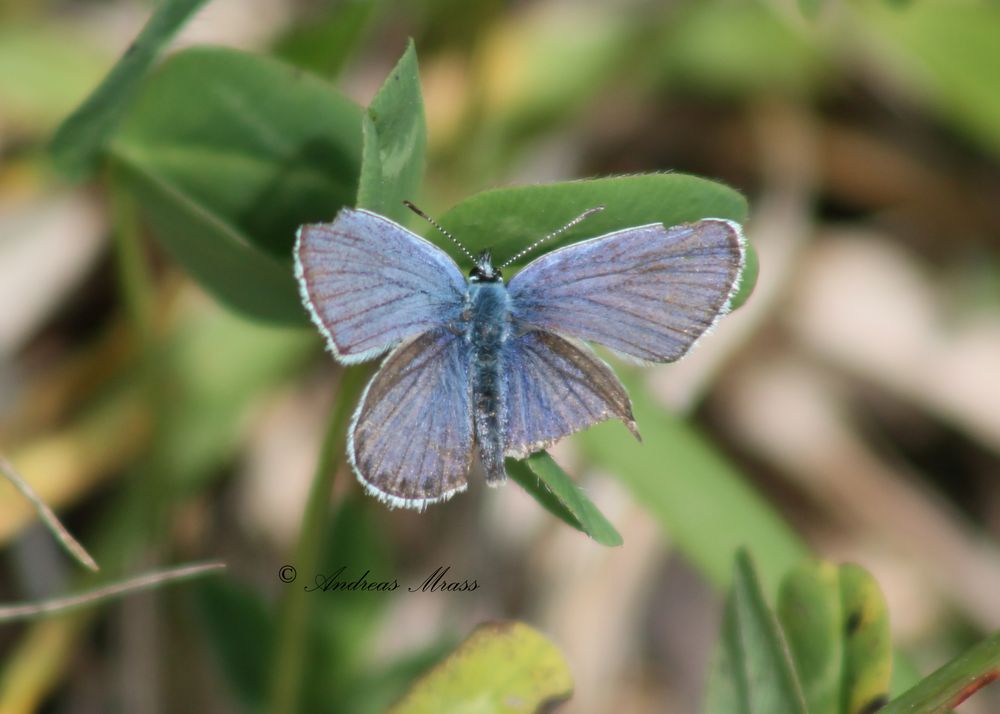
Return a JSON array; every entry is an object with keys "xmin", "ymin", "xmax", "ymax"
[
  {"xmin": 349, "ymin": 329, "xmax": 473, "ymax": 510},
  {"xmin": 508, "ymin": 219, "xmax": 745, "ymax": 363},
  {"xmin": 295, "ymin": 208, "xmax": 467, "ymax": 363},
  {"xmin": 503, "ymin": 329, "xmax": 638, "ymax": 459}
]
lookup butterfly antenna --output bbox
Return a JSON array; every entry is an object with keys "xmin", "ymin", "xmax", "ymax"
[
  {"xmin": 403, "ymin": 200, "xmax": 476, "ymax": 264},
  {"xmin": 498, "ymin": 205, "xmax": 605, "ymax": 269}
]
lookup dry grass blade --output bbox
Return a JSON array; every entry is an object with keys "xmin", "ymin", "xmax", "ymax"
[
  {"xmin": 0, "ymin": 561, "xmax": 226, "ymax": 622},
  {"xmin": 0, "ymin": 453, "xmax": 99, "ymax": 572}
]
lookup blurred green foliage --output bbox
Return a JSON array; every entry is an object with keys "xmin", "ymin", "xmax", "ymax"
[
  {"xmin": 111, "ymin": 47, "xmax": 362, "ymax": 322},
  {"xmin": 50, "ymin": 0, "xmax": 212, "ymax": 178},
  {"xmin": 389, "ymin": 621, "xmax": 573, "ymax": 713},
  {"xmin": 2, "ymin": 0, "xmax": 1000, "ymax": 711},
  {"xmin": 707, "ymin": 552, "xmax": 1000, "ymax": 714},
  {"xmin": 778, "ymin": 562, "xmax": 892, "ymax": 714}
]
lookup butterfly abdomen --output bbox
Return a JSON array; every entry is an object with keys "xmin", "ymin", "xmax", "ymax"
[{"xmin": 466, "ymin": 282, "xmax": 511, "ymax": 485}]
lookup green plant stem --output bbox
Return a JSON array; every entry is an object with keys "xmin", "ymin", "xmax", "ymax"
[
  {"xmin": 110, "ymin": 176, "xmax": 155, "ymax": 344},
  {"xmin": 110, "ymin": 170, "xmax": 174, "ymax": 546},
  {"xmin": 881, "ymin": 632, "xmax": 1000, "ymax": 713},
  {"xmin": 266, "ymin": 367, "xmax": 367, "ymax": 714},
  {"xmin": 50, "ymin": 0, "xmax": 213, "ymax": 178}
]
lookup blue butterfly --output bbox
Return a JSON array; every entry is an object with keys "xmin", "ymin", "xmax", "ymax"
[{"xmin": 295, "ymin": 202, "xmax": 745, "ymax": 510}]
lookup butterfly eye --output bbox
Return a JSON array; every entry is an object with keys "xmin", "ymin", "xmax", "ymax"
[
  {"xmin": 470, "ymin": 250, "xmax": 502, "ymax": 283},
  {"xmin": 469, "ymin": 265, "xmax": 503, "ymax": 283}
]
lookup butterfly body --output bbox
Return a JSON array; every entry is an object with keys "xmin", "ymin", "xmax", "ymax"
[
  {"xmin": 465, "ymin": 273, "xmax": 512, "ymax": 485},
  {"xmin": 295, "ymin": 206, "xmax": 746, "ymax": 511}
]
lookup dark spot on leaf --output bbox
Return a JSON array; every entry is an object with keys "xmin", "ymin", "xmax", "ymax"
[
  {"xmin": 476, "ymin": 620, "xmax": 517, "ymax": 636},
  {"xmin": 537, "ymin": 692, "xmax": 572, "ymax": 713},
  {"xmin": 846, "ymin": 610, "xmax": 863, "ymax": 635},
  {"xmin": 857, "ymin": 695, "xmax": 888, "ymax": 714},
  {"xmin": 124, "ymin": 42, "xmax": 137, "ymax": 58}
]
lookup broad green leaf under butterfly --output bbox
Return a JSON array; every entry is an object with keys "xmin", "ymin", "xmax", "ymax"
[
  {"xmin": 389, "ymin": 621, "xmax": 573, "ymax": 714},
  {"xmin": 777, "ymin": 561, "xmax": 892, "ymax": 714},
  {"xmin": 356, "ymin": 40, "xmax": 427, "ymax": 222},
  {"xmin": 507, "ymin": 452, "xmax": 623, "ymax": 547},
  {"xmin": 111, "ymin": 47, "xmax": 363, "ymax": 323},
  {"xmin": 704, "ymin": 550, "xmax": 808, "ymax": 714},
  {"xmin": 50, "ymin": 0, "xmax": 212, "ymax": 178},
  {"xmin": 436, "ymin": 173, "xmax": 757, "ymax": 310}
]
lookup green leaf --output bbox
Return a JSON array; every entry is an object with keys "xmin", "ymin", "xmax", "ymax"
[
  {"xmin": 838, "ymin": 564, "xmax": 892, "ymax": 714},
  {"xmin": 731, "ymin": 240, "xmax": 759, "ymax": 312},
  {"xmin": 357, "ymin": 40, "xmax": 427, "ymax": 221},
  {"xmin": 777, "ymin": 561, "xmax": 892, "ymax": 714},
  {"xmin": 389, "ymin": 621, "xmax": 573, "ymax": 714},
  {"xmin": 437, "ymin": 173, "xmax": 757, "ymax": 310},
  {"xmin": 50, "ymin": 0, "xmax": 211, "ymax": 178},
  {"xmin": 110, "ymin": 47, "xmax": 363, "ymax": 323},
  {"xmin": 704, "ymin": 550, "xmax": 808, "ymax": 714},
  {"xmin": 507, "ymin": 452, "xmax": 623, "ymax": 547},
  {"xmin": 881, "ymin": 632, "xmax": 1000, "ymax": 714},
  {"xmin": 195, "ymin": 578, "xmax": 274, "ymax": 711},
  {"xmin": 342, "ymin": 637, "xmax": 459, "ymax": 714},
  {"xmin": 777, "ymin": 561, "xmax": 843, "ymax": 714},
  {"xmin": 438, "ymin": 173, "xmax": 745, "ymax": 265},
  {"xmin": 578, "ymin": 374, "xmax": 806, "ymax": 593}
]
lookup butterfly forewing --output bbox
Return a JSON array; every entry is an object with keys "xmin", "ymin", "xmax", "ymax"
[
  {"xmin": 504, "ymin": 330, "xmax": 638, "ymax": 459},
  {"xmin": 508, "ymin": 219, "xmax": 745, "ymax": 363},
  {"xmin": 295, "ymin": 208, "xmax": 467, "ymax": 363},
  {"xmin": 349, "ymin": 329, "xmax": 474, "ymax": 510}
]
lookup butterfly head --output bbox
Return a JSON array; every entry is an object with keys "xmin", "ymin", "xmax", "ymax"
[
  {"xmin": 469, "ymin": 250, "xmax": 503, "ymax": 284},
  {"xmin": 401, "ymin": 200, "xmax": 604, "ymax": 286}
]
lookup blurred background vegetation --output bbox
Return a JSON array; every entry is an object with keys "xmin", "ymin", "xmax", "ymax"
[{"xmin": 1, "ymin": 0, "xmax": 999, "ymax": 711}]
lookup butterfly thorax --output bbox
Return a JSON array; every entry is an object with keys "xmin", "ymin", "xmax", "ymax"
[{"xmin": 465, "ymin": 277, "xmax": 511, "ymax": 486}]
